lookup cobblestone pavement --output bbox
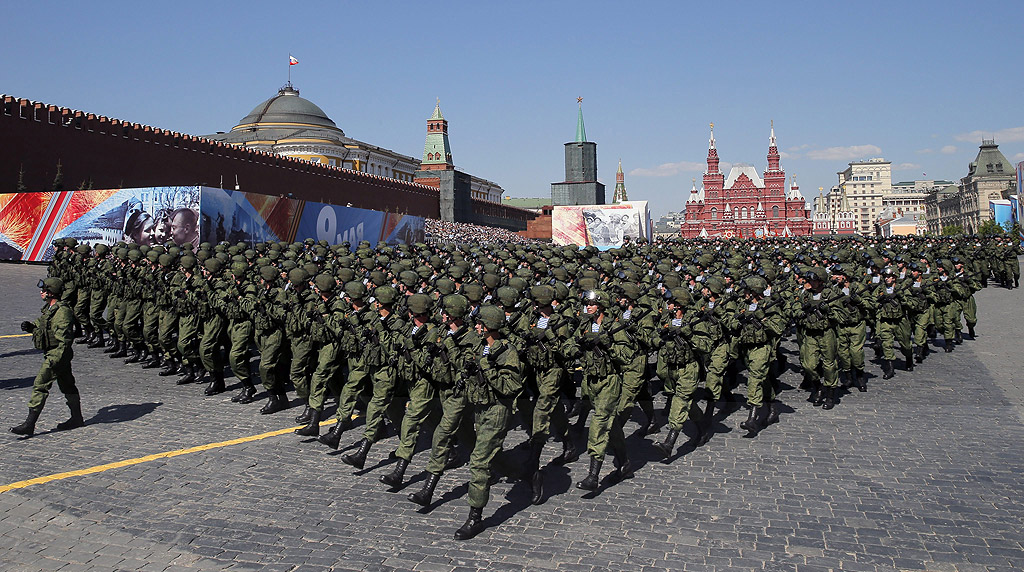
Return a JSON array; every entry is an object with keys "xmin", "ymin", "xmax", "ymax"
[{"xmin": 2, "ymin": 262, "xmax": 1024, "ymax": 571}]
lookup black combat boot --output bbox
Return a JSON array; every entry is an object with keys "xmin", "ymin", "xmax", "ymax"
[
  {"xmin": 696, "ymin": 398, "xmax": 715, "ymax": 446},
  {"xmin": 232, "ymin": 382, "xmax": 257, "ymax": 404},
  {"xmin": 158, "ymin": 358, "xmax": 179, "ymax": 376},
  {"xmin": 111, "ymin": 340, "xmax": 129, "ymax": 358},
  {"xmin": 811, "ymin": 382, "xmax": 826, "ymax": 406},
  {"xmin": 943, "ymin": 338, "xmax": 954, "ymax": 353},
  {"xmin": 380, "ymin": 457, "xmax": 410, "ymax": 488},
  {"xmin": 75, "ymin": 327, "xmax": 92, "ymax": 345},
  {"xmin": 453, "ymin": 507, "xmax": 484, "ymax": 540},
  {"xmin": 822, "ymin": 387, "xmax": 837, "ymax": 410},
  {"xmin": 766, "ymin": 400, "xmax": 782, "ymax": 425},
  {"xmin": 806, "ymin": 380, "xmax": 821, "ymax": 404},
  {"xmin": 204, "ymin": 369, "xmax": 225, "ymax": 396},
  {"xmin": 142, "ymin": 352, "xmax": 162, "ymax": 369},
  {"xmin": 342, "ymin": 438, "xmax": 372, "ymax": 469},
  {"xmin": 882, "ymin": 360, "xmax": 895, "ymax": 379},
  {"xmin": 613, "ymin": 449, "xmax": 633, "ymax": 481},
  {"xmin": 739, "ymin": 407, "xmax": 758, "ymax": 432},
  {"xmin": 639, "ymin": 400, "xmax": 659, "ymax": 435},
  {"xmin": 743, "ymin": 405, "xmax": 771, "ymax": 437},
  {"xmin": 55, "ymin": 395, "xmax": 85, "ymax": 431},
  {"xmin": 576, "ymin": 457, "xmax": 602, "ymax": 491},
  {"xmin": 914, "ymin": 345, "xmax": 924, "ymax": 364},
  {"xmin": 854, "ymin": 368, "xmax": 867, "ymax": 392},
  {"xmin": 10, "ymin": 407, "xmax": 42, "ymax": 436},
  {"xmin": 904, "ymin": 350, "xmax": 914, "ymax": 372},
  {"xmin": 295, "ymin": 408, "xmax": 322, "ymax": 437},
  {"xmin": 294, "ymin": 406, "xmax": 312, "ymax": 425},
  {"xmin": 408, "ymin": 472, "xmax": 441, "ymax": 506},
  {"xmin": 654, "ymin": 428, "xmax": 679, "ymax": 458},
  {"xmin": 527, "ymin": 436, "xmax": 546, "ymax": 505},
  {"xmin": 317, "ymin": 419, "xmax": 350, "ymax": 449},
  {"xmin": 551, "ymin": 435, "xmax": 579, "ymax": 465},
  {"xmin": 967, "ymin": 324, "xmax": 976, "ymax": 339},
  {"xmin": 103, "ymin": 337, "xmax": 120, "ymax": 354},
  {"xmin": 259, "ymin": 393, "xmax": 286, "ymax": 415},
  {"xmin": 124, "ymin": 346, "xmax": 144, "ymax": 364},
  {"xmin": 176, "ymin": 364, "xmax": 198, "ymax": 385},
  {"xmin": 87, "ymin": 329, "xmax": 106, "ymax": 348},
  {"xmin": 954, "ymin": 330, "xmax": 962, "ymax": 345},
  {"xmin": 839, "ymin": 370, "xmax": 851, "ymax": 388}
]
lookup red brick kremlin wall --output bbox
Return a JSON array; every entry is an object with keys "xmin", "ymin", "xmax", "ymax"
[{"xmin": 1, "ymin": 95, "xmax": 446, "ymax": 216}]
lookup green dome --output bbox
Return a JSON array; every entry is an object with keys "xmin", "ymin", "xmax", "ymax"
[{"xmin": 234, "ymin": 85, "xmax": 342, "ymax": 134}]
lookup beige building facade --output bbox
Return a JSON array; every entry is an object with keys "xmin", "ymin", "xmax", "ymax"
[
  {"xmin": 923, "ymin": 140, "xmax": 1016, "ymax": 234},
  {"xmin": 839, "ymin": 158, "xmax": 890, "ymax": 234},
  {"xmin": 884, "ymin": 179, "xmax": 951, "ymax": 219},
  {"xmin": 821, "ymin": 158, "xmax": 891, "ymax": 234}
]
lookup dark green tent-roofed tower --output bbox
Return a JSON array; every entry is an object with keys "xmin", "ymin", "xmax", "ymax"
[{"xmin": 551, "ymin": 98, "xmax": 605, "ymax": 206}]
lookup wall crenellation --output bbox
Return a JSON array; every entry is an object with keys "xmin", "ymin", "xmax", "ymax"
[{"xmin": 2, "ymin": 94, "xmax": 439, "ymax": 193}]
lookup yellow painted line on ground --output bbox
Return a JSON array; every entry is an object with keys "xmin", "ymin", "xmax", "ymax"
[
  {"xmin": 0, "ymin": 333, "xmax": 31, "ymax": 339},
  {"xmin": 0, "ymin": 418, "xmax": 345, "ymax": 494}
]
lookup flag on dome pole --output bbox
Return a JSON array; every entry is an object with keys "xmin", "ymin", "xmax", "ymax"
[{"xmin": 287, "ymin": 54, "xmax": 298, "ymax": 84}]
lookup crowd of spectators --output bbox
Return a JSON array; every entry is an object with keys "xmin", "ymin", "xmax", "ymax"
[{"xmin": 424, "ymin": 218, "xmax": 537, "ymax": 245}]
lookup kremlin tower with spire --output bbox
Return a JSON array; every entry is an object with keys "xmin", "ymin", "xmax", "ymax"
[
  {"xmin": 551, "ymin": 99, "xmax": 605, "ymax": 206},
  {"xmin": 612, "ymin": 159, "xmax": 628, "ymax": 203},
  {"xmin": 680, "ymin": 123, "xmax": 812, "ymax": 238}
]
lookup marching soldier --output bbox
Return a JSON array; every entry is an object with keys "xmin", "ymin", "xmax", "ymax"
[
  {"xmin": 242, "ymin": 265, "xmax": 289, "ymax": 414},
  {"xmin": 731, "ymin": 276, "xmax": 787, "ymax": 436},
  {"xmin": 197, "ymin": 258, "xmax": 228, "ymax": 395},
  {"xmin": 796, "ymin": 267, "xmax": 841, "ymax": 408},
  {"xmin": 226, "ymin": 262, "xmax": 258, "ymax": 404},
  {"xmin": 295, "ymin": 274, "xmax": 346, "ymax": 436},
  {"xmin": 318, "ymin": 281, "xmax": 373, "ymax": 448},
  {"xmin": 452, "ymin": 304, "xmax": 522, "ymax": 540},
  {"xmin": 342, "ymin": 285, "xmax": 406, "ymax": 470},
  {"xmin": 562, "ymin": 290, "xmax": 633, "ymax": 492},
  {"xmin": 652, "ymin": 287, "xmax": 703, "ymax": 456},
  {"xmin": 11, "ymin": 278, "xmax": 84, "ymax": 436},
  {"xmin": 408, "ymin": 294, "xmax": 480, "ymax": 507}
]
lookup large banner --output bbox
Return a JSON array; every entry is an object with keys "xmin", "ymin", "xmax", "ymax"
[
  {"xmin": 200, "ymin": 188, "xmax": 424, "ymax": 247},
  {"xmin": 0, "ymin": 186, "xmax": 200, "ymax": 261},
  {"xmin": 0, "ymin": 186, "xmax": 424, "ymax": 262},
  {"xmin": 552, "ymin": 201, "xmax": 652, "ymax": 248},
  {"xmin": 1010, "ymin": 194, "xmax": 1024, "ymax": 244}
]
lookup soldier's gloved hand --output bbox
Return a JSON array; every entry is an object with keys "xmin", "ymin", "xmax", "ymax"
[{"xmin": 20, "ymin": 321, "xmax": 35, "ymax": 333}]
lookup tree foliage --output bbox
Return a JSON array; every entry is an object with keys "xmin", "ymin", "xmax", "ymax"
[{"xmin": 978, "ymin": 219, "xmax": 1005, "ymax": 237}]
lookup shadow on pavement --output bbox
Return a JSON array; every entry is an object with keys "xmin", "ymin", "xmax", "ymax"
[
  {"xmin": 87, "ymin": 402, "xmax": 162, "ymax": 425},
  {"xmin": 0, "ymin": 349, "xmax": 38, "ymax": 360},
  {"xmin": 0, "ymin": 376, "xmax": 34, "ymax": 390}
]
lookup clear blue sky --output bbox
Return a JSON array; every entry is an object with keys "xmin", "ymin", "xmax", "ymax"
[{"xmin": 3, "ymin": 0, "xmax": 1022, "ymax": 219}]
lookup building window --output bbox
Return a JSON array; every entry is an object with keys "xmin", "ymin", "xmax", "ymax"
[
  {"xmin": 328, "ymin": 159, "xmax": 336, "ymax": 166},
  {"xmin": 711, "ymin": 208, "xmax": 718, "ymax": 220},
  {"xmin": 772, "ymin": 205, "xmax": 779, "ymax": 218}
]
